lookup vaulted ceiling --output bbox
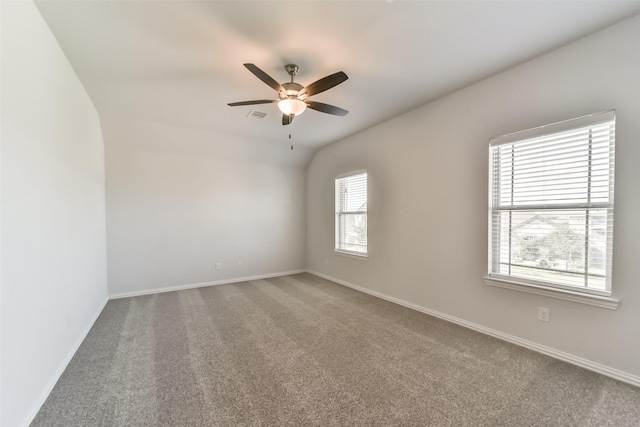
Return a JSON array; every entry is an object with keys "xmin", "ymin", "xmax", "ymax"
[{"xmin": 36, "ymin": 1, "xmax": 640, "ymax": 151}]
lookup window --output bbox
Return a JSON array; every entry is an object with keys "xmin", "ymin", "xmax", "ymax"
[
  {"xmin": 335, "ymin": 171, "xmax": 367, "ymax": 256},
  {"xmin": 488, "ymin": 111, "xmax": 615, "ymax": 296}
]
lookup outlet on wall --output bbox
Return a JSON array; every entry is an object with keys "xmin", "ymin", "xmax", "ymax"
[
  {"xmin": 215, "ymin": 262, "xmax": 221, "ymax": 270},
  {"xmin": 237, "ymin": 260, "xmax": 242, "ymax": 268},
  {"xmin": 538, "ymin": 307, "xmax": 550, "ymax": 322}
]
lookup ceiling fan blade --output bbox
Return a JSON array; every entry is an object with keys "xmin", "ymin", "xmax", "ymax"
[
  {"xmin": 305, "ymin": 101, "xmax": 349, "ymax": 116},
  {"xmin": 228, "ymin": 100, "xmax": 277, "ymax": 106},
  {"xmin": 299, "ymin": 71, "xmax": 348, "ymax": 98},
  {"xmin": 282, "ymin": 114, "xmax": 294, "ymax": 125},
  {"xmin": 244, "ymin": 63, "xmax": 284, "ymax": 94}
]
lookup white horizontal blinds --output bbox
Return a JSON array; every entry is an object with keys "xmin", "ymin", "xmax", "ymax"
[
  {"xmin": 497, "ymin": 123, "xmax": 614, "ymax": 208},
  {"xmin": 335, "ymin": 172, "xmax": 367, "ymax": 254},
  {"xmin": 489, "ymin": 111, "xmax": 615, "ymax": 293}
]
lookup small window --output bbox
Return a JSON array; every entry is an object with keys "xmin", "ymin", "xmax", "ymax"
[
  {"xmin": 488, "ymin": 111, "xmax": 615, "ymax": 296},
  {"xmin": 335, "ymin": 171, "xmax": 367, "ymax": 256}
]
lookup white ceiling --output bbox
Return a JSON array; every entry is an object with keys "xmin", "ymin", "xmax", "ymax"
[{"xmin": 36, "ymin": 0, "xmax": 640, "ymax": 151}]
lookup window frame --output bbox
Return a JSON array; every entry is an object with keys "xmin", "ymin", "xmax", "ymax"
[
  {"xmin": 335, "ymin": 170, "xmax": 368, "ymax": 258},
  {"xmin": 485, "ymin": 111, "xmax": 618, "ymax": 308}
]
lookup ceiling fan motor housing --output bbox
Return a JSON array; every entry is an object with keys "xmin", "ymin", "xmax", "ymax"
[{"xmin": 281, "ymin": 82, "xmax": 304, "ymax": 99}]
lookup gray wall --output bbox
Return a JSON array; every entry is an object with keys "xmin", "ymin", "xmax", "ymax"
[
  {"xmin": 307, "ymin": 15, "xmax": 640, "ymax": 380},
  {"xmin": 103, "ymin": 116, "xmax": 307, "ymax": 296},
  {"xmin": 1, "ymin": 2, "xmax": 109, "ymax": 425}
]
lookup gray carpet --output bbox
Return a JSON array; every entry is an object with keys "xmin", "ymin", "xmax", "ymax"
[{"xmin": 32, "ymin": 273, "xmax": 640, "ymax": 426}]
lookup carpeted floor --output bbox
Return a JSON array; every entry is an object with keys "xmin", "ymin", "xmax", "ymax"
[{"xmin": 32, "ymin": 273, "xmax": 640, "ymax": 426}]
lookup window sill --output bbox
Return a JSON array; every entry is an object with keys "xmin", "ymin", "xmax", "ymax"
[
  {"xmin": 483, "ymin": 276, "xmax": 619, "ymax": 310},
  {"xmin": 334, "ymin": 250, "xmax": 368, "ymax": 261}
]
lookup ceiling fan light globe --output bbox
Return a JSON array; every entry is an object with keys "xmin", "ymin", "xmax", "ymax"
[{"xmin": 278, "ymin": 98, "xmax": 307, "ymax": 116}]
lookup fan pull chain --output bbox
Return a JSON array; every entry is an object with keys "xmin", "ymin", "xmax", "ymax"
[{"xmin": 289, "ymin": 133, "xmax": 293, "ymax": 150}]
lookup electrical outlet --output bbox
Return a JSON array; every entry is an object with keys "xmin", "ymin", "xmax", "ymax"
[
  {"xmin": 215, "ymin": 262, "xmax": 221, "ymax": 270},
  {"xmin": 538, "ymin": 307, "xmax": 550, "ymax": 322},
  {"xmin": 237, "ymin": 260, "xmax": 242, "ymax": 268}
]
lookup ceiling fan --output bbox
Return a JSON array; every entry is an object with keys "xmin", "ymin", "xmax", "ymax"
[{"xmin": 228, "ymin": 63, "xmax": 349, "ymax": 125}]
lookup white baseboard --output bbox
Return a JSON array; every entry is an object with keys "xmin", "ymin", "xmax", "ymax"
[
  {"xmin": 307, "ymin": 270, "xmax": 640, "ymax": 389},
  {"xmin": 108, "ymin": 269, "xmax": 307, "ymax": 299},
  {"xmin": 21, "ymin": 296, "xmax": 109, "ymax": 427}
]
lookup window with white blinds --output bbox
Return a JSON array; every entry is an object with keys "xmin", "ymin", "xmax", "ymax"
[
  {"xmin": 335, "ymin": 171, "xmax": 368, "ymax": 256},
  {"xmin": 488, "ymin": 111, "xmax": 615, "ymax": 295}
]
